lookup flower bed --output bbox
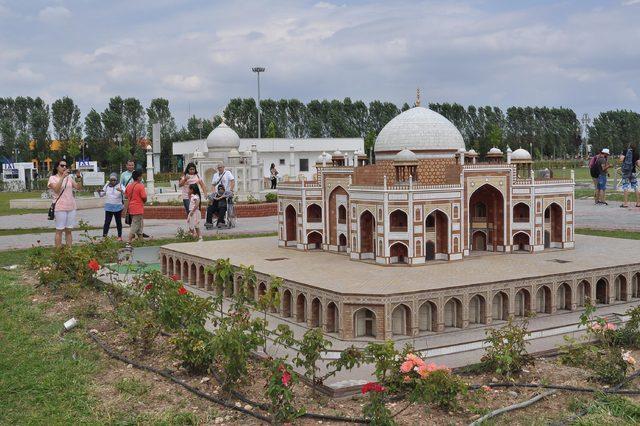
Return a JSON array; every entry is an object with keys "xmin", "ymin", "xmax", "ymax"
[{"xmin": 143, "ymin": 203, "xmax": 277, "ymax": 220}]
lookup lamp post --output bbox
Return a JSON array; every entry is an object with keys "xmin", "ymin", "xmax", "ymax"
[
  {"xmin": 115, "ymin": 135, "xmax": 123, "ymax": 172},
  {"xmin": 251, "ymin": 67, "xmax": 265, "ymax": 138},
  {"xmin": 581, "ymin": 113, "xmax": 591, "ymax": 159}
]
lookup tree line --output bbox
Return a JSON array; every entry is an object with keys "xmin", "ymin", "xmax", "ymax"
[{"xmin": 0, "ymin": 95, "xmax": 638, "ymax": 172}]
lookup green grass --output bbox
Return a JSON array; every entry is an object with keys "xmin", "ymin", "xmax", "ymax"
[
  {"xmin": 574, "ymin": 394, "xmax": 640, "ymax": 425},
  {"xmin": 575, "ymin": 228, "xmax": 640, "ymax": 240},
  {"xmin": 115, "ymin": 377, "xmax": 151, "ymax": 398},
  {"xmin": 0, "ymin": 270, "xmax": 100, "ymax": 424},
  {"xmin": 575, "ymin": 188, "xmax": 625, "ymax": 201},
  {"xmin": 0, "ymin": 191, "xmax": 48, "ymax": 216},
  {"xmin": 0, "ymin": 226, "xmax": 102, "ymax": 237}
]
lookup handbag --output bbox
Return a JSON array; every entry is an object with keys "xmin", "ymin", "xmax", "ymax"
[{"xmin": 47, "ymin": 177, "xmax": 67, "ymax": 220}]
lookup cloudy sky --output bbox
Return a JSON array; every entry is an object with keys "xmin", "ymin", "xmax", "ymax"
[{"xmin": 0, "ymin": 0, "xmax": 638, "ymax": 126}]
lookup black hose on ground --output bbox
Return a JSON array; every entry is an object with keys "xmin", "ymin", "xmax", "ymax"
[
  {"xmin": 89, "ymin": 331, "xmax": 369, "ymax": 424},
  {"xmin": 87, "ymin": 331, "xmax": 272, "ymax": 424},
  {"xmin": 209, "ymin": 365, "xmax": 369, "ymax": 423}
]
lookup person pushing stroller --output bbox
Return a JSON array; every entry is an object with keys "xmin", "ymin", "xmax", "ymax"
[{"xmin": 205, "ymin": 184, "xmax": 232, "ymax": 229}]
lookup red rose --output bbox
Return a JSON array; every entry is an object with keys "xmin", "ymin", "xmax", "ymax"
[
  {"xmin": 281, "ymin": 371, "xmax": 291, "ymax": 387},
  {"xmin": 178, "ymin": 286, "xmax": 188, "ymax": 295},
  {"xmin": 88, "ymin": 259, "xmax": 100, "ymax": 272},
  {"xmin": 144, "ymin": 284, "xmax": 153, "ymax": 291},
  {"xmin": 361, "ymin": 382, "xmax": 385, "ymax": 394},
  {"xmin": 170, "ymin": 274, "xmax": 179, "ymax": 281}
]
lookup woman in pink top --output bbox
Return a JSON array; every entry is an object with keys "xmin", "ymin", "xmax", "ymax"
[
  {"xmin": 47, "ymin": 159, "xmax": 83, "ymax": 247},
  {"xmin": 179, "ymin": 162, "xmax": 206, "ymax": 216}
]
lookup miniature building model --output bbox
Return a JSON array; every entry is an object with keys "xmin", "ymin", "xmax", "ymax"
[{"xmin": 277, "ymin": 105, "xmax": 575, "ymax": 263}]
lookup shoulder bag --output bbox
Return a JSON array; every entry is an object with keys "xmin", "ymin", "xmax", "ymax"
[{"xmin": 47, "ymin": 177, "xmax": 67, "ymax": 220}]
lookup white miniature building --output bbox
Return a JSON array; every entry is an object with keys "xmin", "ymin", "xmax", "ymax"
[
  {"xmin": 172, "ymin": 120, "xmax": 364, "ymax": 200},
  {"xmin": 2, "ymin": 162, "xmax": 36, "ymax": 191}
]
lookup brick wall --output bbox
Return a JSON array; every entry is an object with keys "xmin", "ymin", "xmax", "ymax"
[{"xmin": 143, "ymin": 203, "xmax": 277, "ymax": 219}]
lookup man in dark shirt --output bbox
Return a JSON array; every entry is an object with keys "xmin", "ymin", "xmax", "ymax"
[
  {"xmin": 619, "ymin": 144, "xmax": 640, "ymax": 207},
  {"xmin": 596, "ymin": 148, "xmax": 612, "ymax": 205}
]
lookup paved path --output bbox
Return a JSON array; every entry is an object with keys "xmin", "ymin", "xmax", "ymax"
[
  {"xmin": 0, "ymin": 208, "xmax": 277, "ymax": 249},
  {"xmin": 1, "ymin": 198, "xmax": 639, "ymax": 250}
]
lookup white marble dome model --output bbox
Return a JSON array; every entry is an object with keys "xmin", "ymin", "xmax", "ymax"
[
  {"xmin": 511, "ymin": 148, "xmax": 532, "ymax": 161},
  {"xmin": 394, "ymin": 148, "xmax": 418, "ymax": 162},
  {"xmin": 206, "ymin": 121, "xmax": 241, "ymax": 150},
  {"xmin": 374, "ymin": 106, "xmax": 465, "ymax": 156}
]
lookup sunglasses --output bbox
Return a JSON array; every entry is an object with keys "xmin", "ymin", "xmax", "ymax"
[{"xmin": 59, "ymin": 164, "xmax": 68, "ymax": 168}]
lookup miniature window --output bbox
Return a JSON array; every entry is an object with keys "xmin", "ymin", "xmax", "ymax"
[
  {"xmin": 475, "ymin": 203, "xmax": 487, "ymax": 218},
  {"xmin": 299, "ymin": 158, "xmax": 309, "ymax": 172},
  {"xmin": 338, "ymin": 205, "xmax": 347, "ymax": 224},
  {"xmin": 279, "ymin": 158, "xmax": 285, "ymax": 165}
]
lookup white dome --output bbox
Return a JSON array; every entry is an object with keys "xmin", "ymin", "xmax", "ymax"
[
  {"xmin": 333, "ymin": 149, "xmax": 343, "ymax": 157},
  {"xmin": 488, "ymin": 147, "xmax": 503, "ymax": 155},
  {"xmin": 228, "ymin": 148, "xmax": 240, "ymax": 158},
  {"xmin": 394, "ymin": 148, "xmax": 418, "ymax": 162},
  {"xmin": 316, "ymin": 151, "xmax": 332, "ymax": 163},
  {"xmin": 374, "ymin": 106, "xmax": 465, "ymax": 155},
  {"xmin": 466, "ymin": 149, "xmax": 479, "ymax": 156},
  {"xmin": 206, "ymin": 122, "xmax": 240, "ymax": 150},
  {"xmin": 511, "ymin": 148, "xmax": 532, "ymax": 161}
]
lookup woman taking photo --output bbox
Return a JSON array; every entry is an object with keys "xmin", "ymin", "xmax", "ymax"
[
  {"xmin": 99, "ymin": 173, "xmax": 124, "ymax": 240},
  {"xmin": 179, "ymin": 162, "xmax": 206, "ymax": 215},
  {"xmin": 48, "ymin": 159, "xmax": 82, "ymax": 247}
]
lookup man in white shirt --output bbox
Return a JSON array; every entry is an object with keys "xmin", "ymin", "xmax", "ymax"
[{"xmin": 210, "ymin": 163, "xmax": 235, "ymax": 194}]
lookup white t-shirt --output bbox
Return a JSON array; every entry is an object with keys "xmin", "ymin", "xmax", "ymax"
[{"xmin": 211, "ymin": 170, "xmax": 234, "ymax": 191}]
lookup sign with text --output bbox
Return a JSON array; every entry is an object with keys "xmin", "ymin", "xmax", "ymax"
[{"xmin": 82, "ymin": 171, "xmax": 105, "ymax": 186}]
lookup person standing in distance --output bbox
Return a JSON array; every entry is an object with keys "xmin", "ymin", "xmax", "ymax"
[
  {"xmin": 48, "ymin": 159, "xmax": 82, "ymax": 247},
  {"xmin": 179, "ymin": 162, "xmax": 206, "ymax": 215},
  {"xmin": 596, "ymin": 148, "xmax": 612, "ymax": 205},
  {"xmin": 210, "ymin": 162, "xmax": 234, "ymax": 194},
  {"xmin": 124, "ymin": 170, "xmax": 147, "ymax": 244},
  {"xmin": 619, "ymin": 144, "xmax": 640, "ymax": 208},
  {"xmin": 270, "ymin": 163, "xmax": 278, "ymax": 189}
]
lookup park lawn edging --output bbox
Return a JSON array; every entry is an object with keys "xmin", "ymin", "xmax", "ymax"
[{"xmin": 143, "ymin": 203, "xmax": 277, "ymax": 220}]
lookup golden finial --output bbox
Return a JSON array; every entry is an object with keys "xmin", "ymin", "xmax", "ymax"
[{"xmin": 416, "ymin": 87, "xmax": 421, "ymax": 107}]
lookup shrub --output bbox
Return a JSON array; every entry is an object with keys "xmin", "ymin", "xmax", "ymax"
[
  {"xmin": 413, "ymin": 369, "xmax": 467, "ymax": 410},
  {"xmin": 592, "ymin": 347, "xmax": 629, "ymax": 385},
  {"xmin": 481, "ymin": 317, "xmax": 533, "ymax": 378},
  {"xmin": 170, "ymin": 325, "xmax": 216, "ymax": 373},
  {"xmin": 265, "ymin": 359, "xmax": 305, "ymax": 424},
  {"xmin": 265, "ymin": 192, "xmax": 277, "ymax": 203},
  {"xmin": 294, "ymin": 328, "xmax": 332, "ymax": 391},
  {"xmin": 558, "ymin": 336, "xmax": 594, "ymax": 368},
  {"xmin": 116, "ymin": 293, "xmax": 161, "ymax": 352},
  {"xmin": 361, "ymin": 382, "xmax": 394, "ymax": 425}
]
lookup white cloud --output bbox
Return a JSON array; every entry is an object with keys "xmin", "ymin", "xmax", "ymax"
[
  {"xmin": 2, "ymin": 65, "xmax": 43, "ymax": 82},
  {"xmin": 162, "ymin": 74, "xmax": 203, "ymax": 92},
  {"xmin": 38, "ymin": 6, "xmax": 72, "ymax": 23},
  {"xmin": 313, "ymin": 2, "xmax": 342, "ymax": 9},
  {"xmin": 623, "ymin": 0, "xmax": 640, "ymax": 5}
]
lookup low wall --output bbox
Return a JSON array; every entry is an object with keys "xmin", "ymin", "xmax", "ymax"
[
  {"xmin": 143, "ymin": 203, "xmax": 277, "ymax": 219},
  {"xmin": 10, "ymin": 197, "xmax": 105, "ymax": 210}
]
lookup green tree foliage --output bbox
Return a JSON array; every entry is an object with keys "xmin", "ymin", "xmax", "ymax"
[
  {"xmin": 266, "ymin": 121, "xmax": 277, "ymax": 138},
  {"xmin": 146, "ymin": 98, "xmax": 178, "ymax": 169},
  {"xmin": 51, "ymin": 97, "xmax": 82, "ymax": 142},
  {"xmin": 29, "ymin": 98, "xmax": 50, "ymax": 166},
  {"xmin": 589, "ymin": 110, "xmax": 640, "ymax": 156},
  {"xmin": 84, "ymin": 109, "xmax": 107, "ymax": 167}
]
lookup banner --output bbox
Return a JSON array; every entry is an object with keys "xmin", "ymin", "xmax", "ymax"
[{"xmin": 81, "ymin": 171, "xmax": 105, "ymax": 186}]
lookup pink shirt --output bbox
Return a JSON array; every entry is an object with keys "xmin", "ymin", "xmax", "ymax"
[
  {"xmin": 48, "ymin": 175, "xmax": 76, "ymax": 211},
  {"xmin": 181, "ymin": 174, "xmax": 200, "ymax": 199}
]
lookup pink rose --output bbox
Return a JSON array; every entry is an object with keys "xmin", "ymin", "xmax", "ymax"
[{"xmin": 400, "ymin": 360, "xmax": 413, "ymax": 373}]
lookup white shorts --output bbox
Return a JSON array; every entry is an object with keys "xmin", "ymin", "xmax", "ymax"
[{"xmin": 54, "ymin": 210, "xmax": 76, "ymax": 230}]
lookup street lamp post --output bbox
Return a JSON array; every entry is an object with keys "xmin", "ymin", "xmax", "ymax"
[
  {"xmin": 251, "ymin": 67, "xmax": 265, "ymax": 138},
  {"xmin": 581, "ymin": 113, "xmax": 590, "ymax": 159},
  {"xmin": 115, "ymin": 135, "xmax": 123, "ymax": 172}
]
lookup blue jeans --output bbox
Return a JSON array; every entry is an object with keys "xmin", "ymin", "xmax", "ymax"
[{"xmin": 597, "ymin": 175, "xmax": 607, "ymax": 191}]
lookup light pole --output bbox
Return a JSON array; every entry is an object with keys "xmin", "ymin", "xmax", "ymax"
[
  {"xmin": 115, "ymin": 135, "xmax": 123, "ymax": 172},
  {"xmin": 197, "ymin": 121, "xmax": 203, "ymax": 139},
  {"xmin": 251, "ymin": 67, "xmax": 265, "ymax": 138},
  {"xmin": 581, "ymin": 113, "xmax": 590, "ymax": 159}
]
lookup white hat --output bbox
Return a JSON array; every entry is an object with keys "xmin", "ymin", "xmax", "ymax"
[{"xmin": 602, "ymin": 148, "xmax": 610, "ymax": 155}]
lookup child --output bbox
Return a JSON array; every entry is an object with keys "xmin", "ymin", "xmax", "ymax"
[{"xmin": 187, "ymin": 183, "xmax": 202, "ymax": 241}]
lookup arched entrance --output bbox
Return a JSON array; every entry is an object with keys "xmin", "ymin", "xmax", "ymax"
[
  {"xmin": 389, "ymin": 210, "xmax": 408, "ymax": 232},
  {"xmin": 469, "ymin": 295, "xmax": 486, "ymax": 324},
  {"xmin": 556, "ymin": 283, "xmax": 572, "ymax": 311},
  {"xmin": 311, "ymin": 298, "xmax": 322, "ymax": 328},
  {"xmin": 614, "ymin": 275, "xmax": 627, "ymax": 301},
  {"xmin": 338, "ymin": 233, "xmax": 347, "ymax": 250},
  {"xmin": 469, "ymin": 184, "xmax": 504, "ymax": 252},
  {"xmin": 418, "ymin": 301, "xmax": 437, "ymax": 332},
  {"xmin": 282, "ymin": 290, "xmax": 293, "ymax": 317},
  {"xmin": 492, "ymin": 291, "xmax": 509, "ymax": 321},
  {"xmin": 296, "ymin": 294, "xmax": 307, "ymax": 322},
  {"xmin": 544, "ymin": 203, "xmax": 563, "ymax": 248},
  {"xmin": 596, "ymin": 278, "xmax": 609, "ymax": 304},
  {"xmin": 472, "ymin": 231, "xmax": 487, "ymax": 251},
  {"xmin": 391, "ymin": 304, "xmax": 411, "ymax": 336},
  {"xmin": 307, "ymin": 204, "xmax": 322, "ymax": 222},
  {"xmin": 326, "ymin": 302, "xmax": 339, "ymax": 333},
  {"xmin": 513, "ymin": 232, "xmax": 530, "ymax": 252},
  {"xmin": 359, "ymin": 210, "xmax": 376, "ymax": 258},
  {"xmin": 515, "ymin": 289, "xmax": 531, "ymax": 317},
  {"xmin": 468, "ymin": 184, "xmax": 504, "ymax": 251},
  {"xmin": 536, "ymin": 286, "xmax": 552, "ymax": 314},
  {"xmin": 389, "ymin": 242, "xmax": 408, "ymax": 264},
  {"xmin": 285, "ymin": 205, "xmax": 297, "ymax": 243},
  {"xmin": 425, "ymin": 241, "xmax": 436, "ymax": 261},
  {"xmin": 444, "ymin": 298, "xmax": 463, "ymax": 328},
  {"xmin": 513, "ymin": 202, "xmax": 530, "ymax": 223},
  {"xmin": 577, "ymin": 280, "xmax": 591, "ymax": 307},
  {"xmin": 307, "ymin": 231, "xmax": 322, "ymax": 249},
  {"xmin": 354, "ymin": 308, "xmax": 376, "ymax": 338},
  {"xmin": 328, "ymin": 186, "xmax": 348, "ymax": 246},
  {"xmin": 633, "ymin": 273, "xmax": 640, "ymax": 298},
  {"xmin": 425, "ymin": 210, "xmax": 448, "ymax": 259}
]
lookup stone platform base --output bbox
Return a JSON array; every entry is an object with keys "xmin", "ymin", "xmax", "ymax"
[{"xmin": 159, "ymin": 235, "xmax": 640, "ymax": 345}]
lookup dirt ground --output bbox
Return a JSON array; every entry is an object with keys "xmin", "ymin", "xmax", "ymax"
[{"xmin": 23, "ymin": 270, "xmax": 640, "ymax": 425}]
